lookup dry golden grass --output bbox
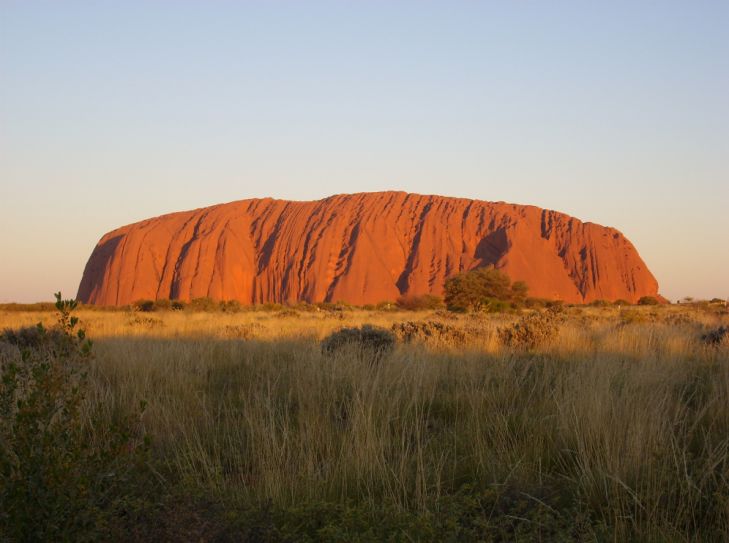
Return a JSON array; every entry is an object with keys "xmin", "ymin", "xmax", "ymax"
[{"xmin": 2, "ymin": 303, "xmax": 728, "ymax": 540}]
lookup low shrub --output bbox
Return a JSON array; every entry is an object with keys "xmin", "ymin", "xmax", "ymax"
[
  {"xmin": 133, "ymin": 299, "xmax": 156, "ymax": 312},
  {"xmin": 316, "ymin": 302, "xmax": 357, "ymax": 313},
  {"xmin": 620, "ymin": 309, "xmax": 648, "ymax": 325},
  {"xmin": 619, "ymin": 309, "xmax": 660, "ymax": 326},
  {"xmin": 701, "ymin": 326, "xmax": 728, "ymax": 346},
  {"xmin": 188, "ymin": 297, "xmax": 218, "ymax": 312},
  {"xmin": 396, "ymin": 294, "xmax": 444, "ymax": 311},
  {"xmin": 391, "ymin": 320, "xmax": 468, "ymax": 346},
  {"xmin": 638, "ymin": 296, "xmax": 660, "ymax": 306},
  {"xmin": 321, "ymin": 325, "xmax": 395, "ymax": 364},
  {"xmin": 524, "ymin": 297, "xmax": 550, "ymax": 309},
  {"xmin": 498, "ymin": 308, "xmax": 564, "ymax": 350},
  {"xmin": 219, "ymin": 300, "xmax": 242, "ymax": 313}
]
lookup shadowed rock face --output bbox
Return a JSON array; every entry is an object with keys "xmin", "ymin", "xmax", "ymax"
[{"xmin": 77, "ymin": 192, "xmax": 659, "ymax": 305}]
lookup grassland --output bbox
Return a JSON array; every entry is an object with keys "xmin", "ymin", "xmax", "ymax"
[{"xmin": 1, "ymin": 303, "xmax": 728, "ymax": 541}]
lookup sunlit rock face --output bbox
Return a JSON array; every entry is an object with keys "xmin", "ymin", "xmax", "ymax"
[{"xmin": 77, "ymin": 191, "xmax": 659, "ymax": 305}]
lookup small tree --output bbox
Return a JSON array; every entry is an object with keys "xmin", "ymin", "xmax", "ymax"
[{"xmin": 444, "ymin": 266, "xmax": 528, "ymax": 312}]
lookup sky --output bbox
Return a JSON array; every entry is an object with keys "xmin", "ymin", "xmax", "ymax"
[{"xmin": 1, "ymin": 1, "xmax": 727, "ymax": 303}]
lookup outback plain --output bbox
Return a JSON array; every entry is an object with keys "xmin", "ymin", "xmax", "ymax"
[{"xmin": 2, "ymin": 297, "xmax": 728, "ymax": 541}]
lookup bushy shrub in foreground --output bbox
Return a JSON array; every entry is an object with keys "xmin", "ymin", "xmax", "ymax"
[
  {"xmin": 0, "ymin": 293, "xmax": 151, "ymax": 541},
  {"xmin": 321, "ymin": 325, "xmax": 395, "ymax": 364}
]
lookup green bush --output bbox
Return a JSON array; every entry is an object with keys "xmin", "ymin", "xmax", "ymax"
[
  {"xmin": 444, "ymin": 266, "xmax": 528, "ymax": 312},
  {"xmin": 321, "ymin": 325, "xmax": 395, "ymax": 364},
  {"xmin": 0, "ymin": 293, "xmax": 151, "ymax": 541}
]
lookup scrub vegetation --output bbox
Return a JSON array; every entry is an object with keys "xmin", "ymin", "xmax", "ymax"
[{"xmin": 1, "ymin": 297, "xmax": 728, "ymax": 541}]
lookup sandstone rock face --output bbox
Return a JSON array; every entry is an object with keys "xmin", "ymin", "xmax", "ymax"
[{"xmin": 77, "ymin": 192, "xmax": 659, "ymax": 305}]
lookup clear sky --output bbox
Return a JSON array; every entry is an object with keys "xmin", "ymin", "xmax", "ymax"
[{"xmin": 1, "ymin": 1, "xmax": 727, "ymax": 303}]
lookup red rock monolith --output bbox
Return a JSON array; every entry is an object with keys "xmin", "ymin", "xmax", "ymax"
[{"xmin": 77, "ymin": 192, "xmax": 659, "ymax": 305}]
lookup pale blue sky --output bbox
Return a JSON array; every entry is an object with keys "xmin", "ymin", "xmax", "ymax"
[{"xmin": 1, "ymin": 1, "xmax": 727, "ymax": 302}]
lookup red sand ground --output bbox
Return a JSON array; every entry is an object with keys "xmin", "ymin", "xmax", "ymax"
[{"xmin": 77, "ymin": 192, "xmax": 659, "ymax": 305}]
